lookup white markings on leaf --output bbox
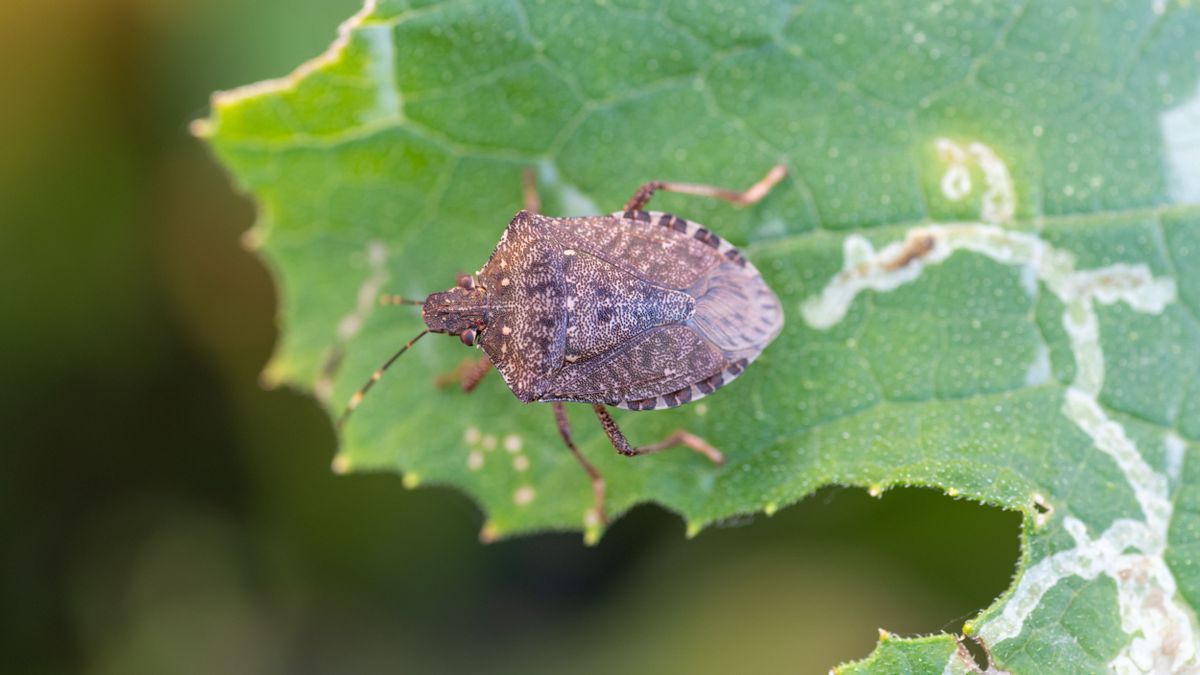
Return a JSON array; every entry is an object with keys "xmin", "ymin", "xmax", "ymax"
[
  {"xmin": 361, "ymin": 23, "xmax": 402, "ymax": 122},
  {"xmin": 984, "ymin": 511, "xmax": 1194, "ymax": 673},
  {"xmin": 1160, "ymin": 82, "xmax": 1200, "ymax": 203},
  {"xmin": 316, "ymin": 240, "xmax": 389, "ymax": 404},
  {"xmin": 1058, "ymin": 264, "xmax": 1175, "ymax": 399},
  {"xmin": 970, "ymin": 143, "xmax": 1016, "ymax": 226},
  {"xmin": 504, "ymin": 434, "xmax": 522, "ymax": 452},
  {"xmin": 935, "ymin": 138, "xmax": 1016, "ymax": 225},
  {"xmin": 513, "ymin": 485, "xmax": 536, "ymax": 505},
  {"xmin": 1019, "ymin": 263, "xmax": 1038, "ymax": 298},
  {"xmin": 802, "ymin": 218, "xmax": 1193, "ymax": 670},
  {"xmin": 1166, "ymin": 433, "xmax": 1187, "ymax": 492},
  {"xmin": 1063, "ymin": 391, "xmax": 1170, "ymax": 538},
  {"xmin": 801, "ymin": 229, "xmax": 949, "ymax": 329},
  {"xmin": 936, "ymin": 139, "xmax": 973, "ymax": 201},
  {"xmin": 338, "ymin": 242, "xmax": 389, "ymax": 342},
  {"xmin": 1023, "ymin": 342, "xmax": 1051, "ymax": 387},
  {"xmin": 465, "ymin": 429, "xmax": 529, "ymax": 475},
  {"xmin": 536, "ymin": 160, "xmax": 601, "ymax": 216}
]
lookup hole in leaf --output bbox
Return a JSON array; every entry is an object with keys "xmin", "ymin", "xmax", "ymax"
[
  {"xmin": 489, "ymin": 485, "xmax": 1022, "ymax": 671},
  {"xmin": 959, "ymin": 634, "xmax": 991, "ymax": 671}
]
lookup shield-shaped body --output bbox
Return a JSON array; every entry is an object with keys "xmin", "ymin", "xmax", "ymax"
[{"xmin": 473, "ymin": 209, "xmax": 783, "ymax": 411}]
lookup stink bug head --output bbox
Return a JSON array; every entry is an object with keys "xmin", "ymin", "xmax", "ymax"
[{"xmin": 422, "ymin": 284, "xmax": 488, "ymax": 342}]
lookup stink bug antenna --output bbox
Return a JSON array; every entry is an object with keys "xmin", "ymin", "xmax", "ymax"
[
  {"xmin": 379, "ymin": 294, "xmax": 424, "ymax": 306},
  {"xmin": 336, "ymin": 330, "xmax": 429, "ymax": 432}
]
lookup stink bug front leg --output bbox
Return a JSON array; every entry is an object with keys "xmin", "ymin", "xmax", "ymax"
[
  {"xmin": 522, "ymin": 167, "xmax": 540, "ymax": 213},
  {"xmin": 623, "ymin": 163, "xmax": 788, "ymax": 213},
  {"xmin": 592, "ymin": 404, "xmax": 725, "ymax": 465},
  {"xmin": 435, "ymin": 356, "xmax": 493, "ymax": 393}
]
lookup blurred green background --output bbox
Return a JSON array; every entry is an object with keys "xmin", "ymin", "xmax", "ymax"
[{"xmin": 0, "ymin": 1, "xmax": 1021, "ymax": 672}]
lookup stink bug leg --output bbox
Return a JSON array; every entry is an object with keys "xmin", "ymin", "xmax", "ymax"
[
  {"xmin": 553, "ymin": 402, "xmax": 607, "ymax": 527},
  {"xmin": 339, "ymin": 164, "xmax": 786, "ymax": 539},
  {"xmin": 623, "ymin": 163, "xmax": 788, "ymax": 213},
  {"xmin": 431, "ymin": 169, "xmax": 543, "ymax": 395},
  {"xmin": 592, "ymin": 405, "xmax": 725, "ymax": 464},
  {"xmin": 523, "ymin": 167, "xmax": 744, "ymax": 529},
  {"xmin": 521, "ymin": 167, "xmax": 540, "ymax": 214},
  {"xmin": 435, "ymin": 356, "xmax": 493, "ymax": 392},
  {"xmin": 523, "ymin": 169, "xmax": 611, "ymax": 525}
]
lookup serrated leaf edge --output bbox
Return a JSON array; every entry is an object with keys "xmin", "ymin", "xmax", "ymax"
[{"xmin": 801, "ymin": 152, "xmax": 1195, "ymax": 670}]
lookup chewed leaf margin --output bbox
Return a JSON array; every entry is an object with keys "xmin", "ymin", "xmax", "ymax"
[{"xmin": 197, "ymin": 0, "xmax": 1200, "ymax": 672}]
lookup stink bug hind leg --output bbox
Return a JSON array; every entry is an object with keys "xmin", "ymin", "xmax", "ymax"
[
  {"xmin": 623, "ymin": 163, "xmax": 788, "ymax": 213},
  {"xmin": 591, "ymin": 405, "xmax": 724, "ymax": 465},
  {"xmin": 553, "ymin": 402, "xmax": 608, "ymax": 527}
]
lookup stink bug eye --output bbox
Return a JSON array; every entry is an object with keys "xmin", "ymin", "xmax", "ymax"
[{"xmin": 460, "ymin": 328, "xmax": 478, "ymax": 346}]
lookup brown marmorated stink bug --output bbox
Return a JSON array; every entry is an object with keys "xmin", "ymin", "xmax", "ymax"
[{"xmin": 338, "ymin": 165, "xmax": 788, "ymax": 526}]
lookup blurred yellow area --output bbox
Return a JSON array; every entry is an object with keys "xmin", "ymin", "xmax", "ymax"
[{"xmin": 0, "ymin": 1, "xmax": 1019, "ymax": 673}]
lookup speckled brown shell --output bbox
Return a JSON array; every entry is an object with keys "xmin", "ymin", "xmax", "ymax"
[{"xmin": 474, "ymin": 209, "xmax": 783, "ymax": 411}]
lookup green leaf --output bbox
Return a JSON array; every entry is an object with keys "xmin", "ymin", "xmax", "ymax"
[
  {"xmin": 836, "ymin": 632, "xmax": 958, "ymax": 675},
  {"xmin": 198, "ymin": 0, "xmax": 1200, "ymax": 671}
]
